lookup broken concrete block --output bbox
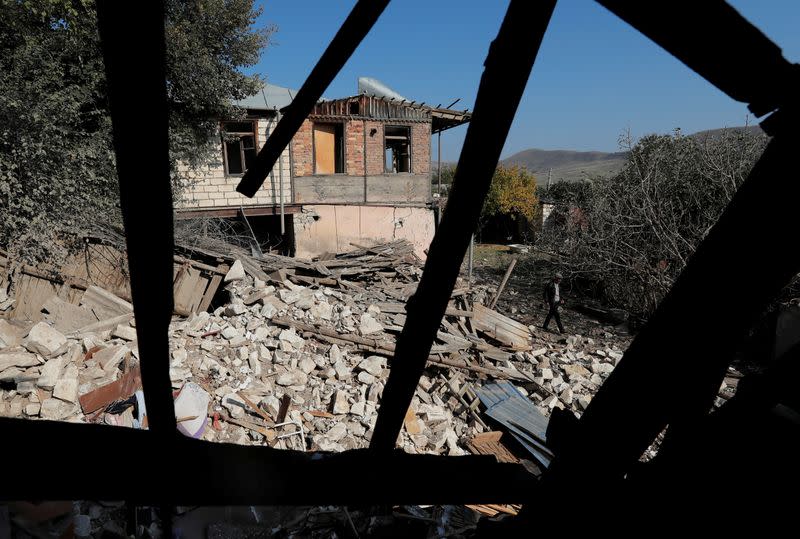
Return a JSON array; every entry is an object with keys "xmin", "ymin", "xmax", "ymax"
[
  {"xmin": 260, "ymin": 302, "xmax": 277, "ymax": 319},
  {"xmin": 329, "ymin": 344, "xmax": 343, "ymax": 364},
  {"xmin": 608, "ymin": 350, "xmax": 624, "ymax": 363},
  {"xmin": 224, "ymin": 260, "xmax": 245, "ymax": 282},
  {"xmin": 530, "ymin": 347, "xmax": 548, "ymax": 358},
  {"xmin": 93, "ymin": 345, "xmax": 128, "ymax": 372},
  {"xmin": 540, "ymin": 368, "xmax": 554, "ymax": 380},
  {"xmin": 37, "ymin": 356, "xmax": 68, "ymax": 390},
  {"xmin": 295, "ymin": 294, "xmax": 315, "ymax": 310},
  {"xmin": 276, "ymin": 370, "xmax": 307, "ymax": 387},
  {"xmin": 310, "ymin": 301, "xmax": 333, "ymax": 320},
  {"xmin": 53, "ymin": 378, "xmax": 79, "ymax": 404},
  {"xmin": 278, "ymin": 289, "xmax": 300, "ymax": 304},
  {"xmin": 358, "ymin": 356, "xmax": 386, "ymax": 377},
  {"xmin": 112, "ymin": 324, "xmax": 137, "ymax": 341},
  {"xmin": 222, "ymin": 393, "xmax": 245, "ymax": 419},
  {"xmin": 243, "ymin": 289, "xmax": 269, "ymax": 305},
  {"xmin": 350, "ymin": 400, "xmax": 366, "ymax": 416},
  {"xmin": 248, "ymin": 352, "xmax": 262, "ymax": 376},
  {"xmin": 367, "ymin": 382, "xmax": 383, "ymax": 403},
  {"xmin": 357, "ymin": 371, "xmax": 376, "ymax": 384},
  {"xmin": 0, "ymin": 351, "xmax": 41, "ymax": 372},
  {"xmin": 541, "ymin": 395, "xmax": 559, "ymax": 410},
  {"xmin": 298, "ymin": 356, "xmax": 316, "ymax": 374},
  {"xmin": 24, "ymin": 402, "xmax": 41, "ymax": 416},
  {"xmin": 0, "ymin": 320, "xmax": 24, "ymax": 349},
  {"xmin": 16, "ymin": 380, "xmax": 36, "ymax": 395},
  {"xmin": 40, "ymin": 398, "xmax": 76, "ymax": 420},
  {"xmin": 221, "ymin": 326, "xmax": 239, "ymax": 340},
  {"xmin": 228, "ymin": 336, "xmax": 248, "ymax": 348},
  {"xmin": 563, "ymin": 364, "xmax": 591, "ymax": 379},
  {"xmin": 359, "ymin": 313, "xmax": 383, "ymax": 335},
  {"xmin": 23, "ymin": 322, "xmax": 67, "ymax": 358},
  {"xmin": 224, "ymin": 303, "xmax": 247, "ymax": 317},
  {"xmin": 331, "ymin": 390, "xmax": 350, "ymax": 415},
  {"xmin": 577, "ymin": 395, "xmax": 592, "ymax": 410},
  {"xmin": 327, "ymin": 422, "xmax": 347, "ymax": 442},
  {"xmin": 591, "ymin": 362, "xmax": 614, "ymax": 375},
  {"xmin": 333, "ymin": 361, "xmax": 351, "ymax": 380},
  {"xmin": 278, "ymin": 328, "xmax": 305, "ymax": 348}
]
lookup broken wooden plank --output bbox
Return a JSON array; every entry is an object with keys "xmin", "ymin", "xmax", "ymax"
[
  {"xmin": 472, "ymin": 304, "xmax": 531, "ymax": 349},
  {"xmin": 489, "ymin": 258, "xmax": 517, "ymax": 310},
  {"xmin": 197, "ymin": 268, "xmax": 225, "ymax": 313}
]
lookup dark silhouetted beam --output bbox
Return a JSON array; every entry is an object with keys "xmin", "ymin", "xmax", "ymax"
[
  {"xmin": 370, "ymin": 0, "xmax": 558, "ymax": 452},
  {"xmin": 236, "ymin": 0, "xmax": 390, "ymax": 197},
  {"xmin": 0, "ymin": 419, "xmax": 536, "ymax": 505},
  {"xmin": 541, "ymin": 125, "xmax": 800, "ymax": 489},
  {"xmin": 97, "ymin": 1, "xmax": 176, "ymax": 437},
  {"xmin": 596, "ymin": 0, "xmax": 799, "ymax": 116}
]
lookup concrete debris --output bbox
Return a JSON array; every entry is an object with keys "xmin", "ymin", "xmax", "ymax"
[
  {"xmin": 358, "ymin": 313, "xmax": 383, "ymax": 335},
  {"xmin": 331, "ymin": 390, "xmax": 350, "ymax": 415},
  {"xmin": 224, "ymin": 260, "xmax": 246, "ymax": 282},
  {"xmin": 23, "ymin": 322, "xmax": 68, "ymax": 358},
  {"xmin": 111, "ymin": 324, "xmax": 137, "ymax": 341},
  {"xmin": 0, "ymin": 238, "xmax": 639, "ymax": 466}
]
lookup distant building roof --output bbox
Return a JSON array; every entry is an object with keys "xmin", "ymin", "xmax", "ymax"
[
  {"xmin": 233, "ymin": 78, "xmax": 470, "ymax": 131},
  {"xmin": 233, "ymin": 81, "xmax": 297, "ymax": 111}
]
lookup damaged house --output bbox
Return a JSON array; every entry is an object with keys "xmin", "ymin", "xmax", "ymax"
[{"xmin": 177, "ymin": 78, "xmax": 470, "ymax": 259}]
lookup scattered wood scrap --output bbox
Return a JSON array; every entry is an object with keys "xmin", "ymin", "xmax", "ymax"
[{"xmin": 473, "ymin": 303, "xmax": 532, "ymax": 350}]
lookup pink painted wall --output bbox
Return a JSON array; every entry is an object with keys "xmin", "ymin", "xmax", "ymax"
[{"xmin": 293, "ymin": 205, "xmax": 435, "ymax": 261}]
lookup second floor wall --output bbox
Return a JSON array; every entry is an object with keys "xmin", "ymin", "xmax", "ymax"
[
  {"xmin": 178, "ymin": 115, "xmax": 291, "ymax": 212},
  {"xmin": 291, "ymin": 118, "xmax": 431, "ymax": 206}
]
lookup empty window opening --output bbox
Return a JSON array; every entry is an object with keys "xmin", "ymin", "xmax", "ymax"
[
  {"xmin": 349, "ymin": 101, "xmax": 360, "ymax": 115},
  {"xmin": 313, "ymin": 123, "xmax": 344, "ymax": 174},
  {"xmin": 385, "ymin": 125, "xmax": 410, "ymax": 173},
  {"xmin": 222, "ymin": 120, "xmax": 257, "ymax": 176}
]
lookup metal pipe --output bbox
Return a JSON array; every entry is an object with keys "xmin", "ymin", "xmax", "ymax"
[
  {"xmin": 277, "ymin": 113, "xmax": 285, "ymax": 236},
  {"xmin": 437, "ymin": 130, "xmax": 442, "ymax": 196}
]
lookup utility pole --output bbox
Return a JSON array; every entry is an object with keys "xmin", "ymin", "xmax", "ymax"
[
  {"xmin": 437, "ymin": 130, "xmax": 442, "ymax": 196},
  {"xmin": 547, "ymin": 167, "xmax": 552, "ymax": 189}
]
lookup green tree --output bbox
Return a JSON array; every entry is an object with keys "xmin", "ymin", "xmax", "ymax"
[
  {"xmin": 479, "ymin": 164, "xmax": 539, "ymax": 241},
  {"xmin": 0, "ymin": 0, "xmax": 272, "ymax": 264}
]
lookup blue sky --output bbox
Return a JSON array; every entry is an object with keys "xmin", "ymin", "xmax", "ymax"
[{"xmin": 247, "ymin": 0, "xmax": 800, "ymax": 161}]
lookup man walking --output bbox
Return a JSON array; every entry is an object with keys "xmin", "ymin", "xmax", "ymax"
[{"xmin": 542, "ymin": 272, "xmax": 565, "ymax": 334}]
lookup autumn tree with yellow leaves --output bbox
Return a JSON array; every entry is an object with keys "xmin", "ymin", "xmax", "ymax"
[{"xmin": 479, "ymin": 165, "xmax": 539, "ymax": 242}]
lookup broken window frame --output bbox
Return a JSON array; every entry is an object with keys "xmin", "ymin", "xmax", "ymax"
[
  {"xmin": 221, "ymin": 120, "xmax": 258, "ymax": 177},
  {"xmin": 384, "ymin": 125, "xmax": 411, "ymax": 174},
  {"xmin": 312, "ymin": 121, "xmax": 345, "ymax": 175}
]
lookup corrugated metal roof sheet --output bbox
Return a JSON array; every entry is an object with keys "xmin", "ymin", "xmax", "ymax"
[
  {"xmin": 477, "ymin": 382, "xmax": 554, "ymax": 468},
  {"xmin": 233, "ymin": 82, "xmax": 297, "ymax": 111}
]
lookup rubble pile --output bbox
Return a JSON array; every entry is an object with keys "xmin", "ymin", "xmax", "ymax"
[{"xmin": 0, "ymin": 239, "xmax": 646, "ymax": 460}]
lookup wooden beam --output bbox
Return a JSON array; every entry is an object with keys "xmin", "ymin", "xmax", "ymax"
[{"xmin": 370, "ymin": 0, "xmax": 557, "ymax": 452}]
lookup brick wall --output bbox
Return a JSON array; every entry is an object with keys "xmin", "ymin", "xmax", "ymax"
[
  {"xmin": 411, "ymin": 123, "xmax": 430, "ymax": 175},
  {"xmin": 345, "ymin": 119, "xmax": 365, "ymax": 176},
  {"xmin": 292, "ymin": 119, "xmax": 314, "ymax": 177},
  {"xmin": 178, "ymin": 117, "xmax": 291, "ymax": 210},
  {"xmin": 364, "ymin": 121, "xmax": 384, "ymax": 175}
]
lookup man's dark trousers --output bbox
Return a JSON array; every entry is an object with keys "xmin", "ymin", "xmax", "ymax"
[{"xmin": 543, "ymin": 303, "xmax": 564, "ymax": 333}]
